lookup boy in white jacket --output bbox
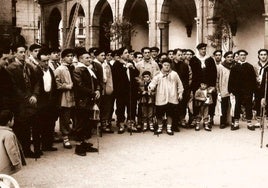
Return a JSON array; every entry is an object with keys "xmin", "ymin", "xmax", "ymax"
[{"xmin": 148, "ymin": 58, "xmax": 184, "ymax": 135}]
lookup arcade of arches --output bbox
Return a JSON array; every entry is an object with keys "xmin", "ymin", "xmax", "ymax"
[{"xmin": 38, "ymin": 0, "xmax": 268, "ymax": 62}]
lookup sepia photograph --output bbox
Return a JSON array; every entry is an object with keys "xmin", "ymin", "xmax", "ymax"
[{"xmin": 1, "ymin": 0, "xmax": 268, "ymax": 187}]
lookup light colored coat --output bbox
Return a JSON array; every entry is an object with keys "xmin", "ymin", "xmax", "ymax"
[
  {"xmin": 54, "ymin": 64, "xmax": 75, "ymax": 107},
  {"xmin": 149, "ymin": 70, "xmax": 184, "ymax": 105},
  {"xmin": 217, "ymin": 64, "xmax": 231, "ymax": 98},
  {"xmin": 0, "ymin": 127, "xmax": 23, "ymax": 175}
]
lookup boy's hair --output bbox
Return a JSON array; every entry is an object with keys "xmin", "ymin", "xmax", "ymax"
[
  {"xmin": 142, "ymin": 71, "xmax": 151, "ymax": 77},
  {"xmin": 0, "ymin": 110, "xmax": 13, "ymax": 125}
]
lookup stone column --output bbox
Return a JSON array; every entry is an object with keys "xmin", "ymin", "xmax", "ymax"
[
  {"xmin": 62, "ymin": 0, "xmax": 68, "ymax": 48},
  {"xmin": 89, "ymin": 25, "xmax": 100, "ymax": 47},
  {"xmin": 264, "ymin": 14, "xmax": 268, "ymax": 49}
]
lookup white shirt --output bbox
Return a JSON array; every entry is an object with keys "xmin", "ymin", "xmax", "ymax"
[{"xmin": 43, "ymin": 69, "xmax": 52, "ymax": 92}]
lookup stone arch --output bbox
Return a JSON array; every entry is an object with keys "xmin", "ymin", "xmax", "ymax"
[
  {"xmin": 123, "ymin": 0, "xmax": 149, "ymax": 51},
  {"xmin": 160, "ymin": 0, "xmax": 197, "ymax": 52},
  {"xmin": 47, "ymin": 8, "xmax": 62, "ymax": 48},
  {"xmin": 92, "ymin": 0, "xmax": 113, "ymax": 50}
]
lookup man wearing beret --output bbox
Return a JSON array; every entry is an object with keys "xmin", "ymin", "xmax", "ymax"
[
  {"xmin": 48, "ymin": 47, "xmax": 61, "ymax": 71},
  {"xmin": 189, "ymin": 43, "xmax": 210, "ymax": 128},
  {"xmin": 217, "ymin": 51, "xmax": 235, "ymax": 129},
  {"xmin": 228, "ymin": 50, "xmax": 257, "ymax": 130},
  {"xmin": 54, "ymin": 49, "xmax": 75, "ymax": 149},
  {"xmin": 28, "ymin": 44, "xmax": 41, "ymax": 70},
  {"xmin": 72, "ymin": 48, "xmax": 99, "ymax": 156},
  {"xmin": 204, "ymin": 49, "xmax": 222, "ymax": 129},
  {"xmin": 112, "ymin": 47, "xmax": 140, "ymax": 134},
  {"xmin": 254, "ymin": 49, "xmax": 268, "ymax": 127}
]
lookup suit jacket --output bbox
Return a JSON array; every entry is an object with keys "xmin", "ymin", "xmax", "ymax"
[
  {"xmin": 73, "ymin": 64, "xmax": 101, "ymax": 109},
  {"xmin": 112, "ymin": 60, "xmax": 139, "ymax": 99},
  {"xmin": 172, "ymin": 60, "xmax": 190, "ymax": 90},
  {"xmin": 6, "ymin": 58, "xmax": 40, "ymax": 120},
  {"xmin": 0, "ymin": 67, "xmax": 14, "ymax": 110},
  {"xmin": 189, "ymin": 56, "xmax": 203, "ymax": 92},
  {"xmin": 92, "ymin": 60, "xmax": 104, "ymax": 93},
  {"xmin": 204, "ymin": 57, "xmax": 218, "ymax": 87},
  {"xmin": 36, "ymin": 66, "xmax": 59, "ymax": 120},
  {"xmin": 228, "ymin": 62, "xmax": 257, "ymax": 96}
]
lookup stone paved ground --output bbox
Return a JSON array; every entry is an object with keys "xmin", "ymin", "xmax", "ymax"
[{"xmin": 11, "ymin": 117, "xmax": 268, "ymax": 188}]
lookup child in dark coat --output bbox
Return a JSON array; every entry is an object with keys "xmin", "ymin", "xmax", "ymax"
[{"xmin": 139, "ymin": 71, "xmax": 155, "ymax": 131}]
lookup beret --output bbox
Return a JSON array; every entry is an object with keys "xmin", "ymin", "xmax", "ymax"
[
  {"xmin": 223, "ymin": 51, "xmax": 233, "ymax": 58},
  {"xmin": 258, "ymin": 49, "xmax": 268, "ymax": 54},
  {"xmin": 186, "ymin": 49, "xmax": 195, "ymax": 55},
  {"xmin": 29, "ymin": 44, "xmax": 41, "ymax": 51},
  {"xmin": 61, "ymin": 48, "xmax": 74, "ymax": 58},
  {"xmin": 196, "ymin": 43, "xmax": 207, "ymax": 50},
  {"xmin": 213, "ymin": 50, "xmax": 223, "ymax": 55},
  {"xmin": 94, "ymin": 48, "xmax": 105, "ymax": 56},
  {"xmin": 150, "ymin": 47, "xmax": 159, "ymax": 52},
  {"xmin": 75, "ymin": 47, "xmax": 89, "ymax": 58},
  {"xmin": 237, "ymin": 49, "xmax": 248, "ymax": 55}
]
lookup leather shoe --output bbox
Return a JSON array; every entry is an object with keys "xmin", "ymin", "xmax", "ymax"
[
  {"xmin": 173, "ymin": 126, "xmax": 180, "ymax": 132},
  {"xmin": 167, "ymin": 129, "xmax": 174, "ymax": 136},
  {"xmin": 25, "ymin": 151, "xmax": 40, "ymax": 158},
  {"xmin": 220, "ymin": 124, "xmax": 227, "ymax": 129},
  {"xmin": 86, "ymin": 146, "xmax": 98, "ymax": 153},
  {"xmin": 247, "ymin": 125, "xmax": 255, "ymax": 131},
  {"xmin": 204, "ymin": 125, "xmax": 212, "ymax": 131},
  {"xmin": 231, "ymin": 125, "xmax": 239, "ymax": 131},
  {"xmin": 103, "ymin": 127, "xmax": 114, "ymax": 134},
  {"xmin": 42, "ymin": 147, "xmax": 58, "ymax": 151},
  {"xmin": 118, "ymin": 127, "xmax": 125, "ymax": 134},
  {"xmin": 75, "ymin": 145, "xmax": 86, "ymax": 156},
  {"xmin": 63, "ymin": 141, "xmax": 72, "ymax": 149}
]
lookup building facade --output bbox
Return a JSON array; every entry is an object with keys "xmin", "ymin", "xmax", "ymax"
[{"xmin": 2, "ymin": 0, "xmax": 268, "ymax": 62}]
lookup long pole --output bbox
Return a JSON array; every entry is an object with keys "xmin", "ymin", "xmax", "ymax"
[{"xmin": 261, "ymin": 72, "xmax": 268, "ymax": 148}]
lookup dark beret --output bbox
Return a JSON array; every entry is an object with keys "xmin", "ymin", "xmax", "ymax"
[
  {"xmin": 75, "ymin": 47, "xmax": 88, "ymax": 58},
  {"xmin": 161, "ymin": 58, "xmax": 172, "ymax": 64},
  {"xmin": 258, "ymin": 49, "xmax": 268, "ymax": 55},
  {"xmin": 186, "ymin": 49, "xmax": 195, "ymax": 55},
  {"xmin": 61, "ymin": 48, "xmax": 74, "ymax": 58},
  {"xmin": 37, "ymin": 47, "xmax": 50, "ymax": 60},
  {"xmin": 196, "ymin": 43, "xmax": 207, "ymax": 50},
  {"xmin": 213, "ymin": 50, "xmax": 223, "ymax": 55},
  {"xmin": 29, "ymin": 44, "xmax": 41, "ymax": 51},
  {"xmin": 88, "ymin": 47, "xmax": 98, "ymax": 54},
  {"xmin": 94, "ymin": 48, "xmax": 105, "ymax": 56},
  {"xmin": 117, "ymin": 47, "xmax": 127, "ymax": 56},
  {"xmin": 49, "ymin": 47, "xmax": 61, "ymax": 53},
  {"xmin": 223, "ymin": 51, "xmax": 233, "ymax": 58},
  {"xmin": 237, "ymin": 49, "xmax": 248, "ymax": 55},
  {"xmin": 150, "ymin": 47, "xmax": 159, "ymax": 52},
  {"xmin": 11, "ymin": 44, "xmax": 27, "ymax": 52}
]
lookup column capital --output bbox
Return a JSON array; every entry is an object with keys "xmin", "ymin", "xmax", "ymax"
[{"xmin": 156, "ymin": 20, "xmax": 170, "ymax": 29}]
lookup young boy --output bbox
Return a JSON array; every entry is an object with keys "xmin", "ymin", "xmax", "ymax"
[
  {"xmin": 0, "ymin": 110, "xmax": 26, "ymax": 175},
  {"xmin": 194, "ymin": 83, "xmax": 213, "ymax": 131},
  {"xmin": 148, "ymin": 58, "xmax": 184, "ymax": 135},
  {"xmin": 139, "ymin": 71, "xmax": 155, "ymax": 131}
]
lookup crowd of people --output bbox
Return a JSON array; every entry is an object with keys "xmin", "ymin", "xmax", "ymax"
[{"xmin": 0, "ymin": 41, "xmax": 268, "ymax": 164}]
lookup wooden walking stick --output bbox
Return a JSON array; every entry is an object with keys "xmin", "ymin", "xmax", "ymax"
[{"xmin": 260, "ymin": 72, "xmax": 268, "ymax": 148}]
